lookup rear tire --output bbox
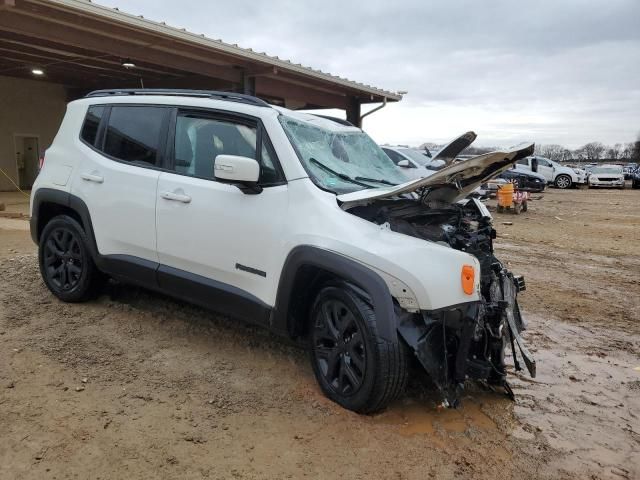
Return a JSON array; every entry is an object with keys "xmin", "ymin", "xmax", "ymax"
[
  {"xmin": 38, "ymin": 215, "xmax": 103, "ymax": 302},
  {"xmin": 309, "ymin": 283, "xmax": 408, "ymax": 414}
]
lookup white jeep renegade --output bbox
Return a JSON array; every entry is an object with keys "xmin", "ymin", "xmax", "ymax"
[{"xmin": 31, "ymin": 89, "xmax": 536, "ymax": 413}]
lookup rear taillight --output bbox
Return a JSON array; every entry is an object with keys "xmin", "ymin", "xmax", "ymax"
[{"xmin": 38, "ymin": 154, "xmax": 45, "ymax": 171}]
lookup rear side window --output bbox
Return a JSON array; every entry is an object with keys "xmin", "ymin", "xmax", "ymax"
[
  {"xmin": 103, "ymin": 106, "xmax": 165, "ymax": 165},
  {"xmin": 80, "ymin": 106, "xmax": 105, "ymax": 146}
]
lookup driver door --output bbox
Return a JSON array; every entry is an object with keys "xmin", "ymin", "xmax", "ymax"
[{"xmin": 155, "ymin": 109, "xmax": 288, "ymax": 313}]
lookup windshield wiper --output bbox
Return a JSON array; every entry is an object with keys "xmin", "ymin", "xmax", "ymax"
[
  {"xmin": 309, "ymin": 158, "xmax": 373, "ymax": 189},
  {"xmin": 354, "ymin": 176, "xmax": 398, "ymax": 186}
]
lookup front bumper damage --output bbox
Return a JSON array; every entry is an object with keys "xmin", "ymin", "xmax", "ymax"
[{"xmin": 397, "ymin": 268, "xmax": 536, "ymax": 407}]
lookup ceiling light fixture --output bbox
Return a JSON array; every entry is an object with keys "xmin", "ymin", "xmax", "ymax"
[
  {"xmin": 121, "ymin": 59, "xmax": 136, "ymax": 69},
  {"xmin": 31, "ymin": 68, "xmax": 44, "ymax": 76}
]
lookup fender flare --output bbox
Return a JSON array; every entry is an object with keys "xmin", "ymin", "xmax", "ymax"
[
  {"xmin": 30, "ymin": 188, "xmax": 100, "ymax": 260},
  {"xmin": 271, "ymin": 245, "xmax": 398, "ymax": 342}
]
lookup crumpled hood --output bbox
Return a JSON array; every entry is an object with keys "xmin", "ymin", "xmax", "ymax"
[{"xmin": 338, "ymin": 142, "xmax": 535, "ymax": 207}]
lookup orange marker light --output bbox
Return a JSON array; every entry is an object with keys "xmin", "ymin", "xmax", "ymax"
[{"xmin": 461, "ymin": 265, "xmax": 475, "ymax": 295}]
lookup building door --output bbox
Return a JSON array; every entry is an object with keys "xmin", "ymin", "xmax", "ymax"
[{"xmin": 15, "ymin": 135, "xmax": 39, "ymax": 190}]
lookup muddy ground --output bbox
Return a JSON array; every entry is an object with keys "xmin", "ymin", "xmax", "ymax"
[{"xmin": 0, "ymin": 186, "xmax": 638, "ymax": 479}]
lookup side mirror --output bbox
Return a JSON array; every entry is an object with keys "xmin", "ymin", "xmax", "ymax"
[
  {"xmin": 397, "ymin": 159, "xmax": 411, "ymax": 168},
  {"xmin": 214, "ymin": 154, "xmax": 262, "ymax": 194}
]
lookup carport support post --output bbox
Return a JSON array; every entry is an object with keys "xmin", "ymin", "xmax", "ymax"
[
  {"xmin": 346, "ymin": 96, "xmax": 362, "ymax": 127},
  {"xmin": 242, "ymin": 72, "xmax": 256, "ymax": 96}
]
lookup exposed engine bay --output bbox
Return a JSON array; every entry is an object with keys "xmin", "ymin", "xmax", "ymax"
[{"xmin": 349, "ymin": 197, "xmax": 536, "ymax": 406}]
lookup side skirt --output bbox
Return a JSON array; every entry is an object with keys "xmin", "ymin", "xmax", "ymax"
[{"xmin": 99, "ymin": 255, "xmax": 272, "ymax": 327}]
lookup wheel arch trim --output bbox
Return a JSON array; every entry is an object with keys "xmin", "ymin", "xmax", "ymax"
[{"xmin": 271, "ymin": 246, "xmax": 397, "ymax": 342}]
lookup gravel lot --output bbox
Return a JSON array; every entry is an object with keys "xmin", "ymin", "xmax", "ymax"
[{"xmin": 1, "ymin": 186, "xmax": 639, "ymax": 479}]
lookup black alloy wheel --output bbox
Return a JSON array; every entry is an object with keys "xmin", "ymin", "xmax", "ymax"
[
  {"xmin": 39, "ymin": 215, "xmax": 103, "ymax": 302},
  {"xmin": 312, "ymin": 298, "xmax": 366, "ymax": 396},
  {"xmin": 309, "ymin": 284, "xmax": 409, "ymax": 413},
  {"xmin": 43, "ymin": 227, "xmax": 83, "ymax": 292}
]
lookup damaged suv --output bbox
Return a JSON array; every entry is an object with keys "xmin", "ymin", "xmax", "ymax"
[{"xmin": 31, "ymin": 89, "xmax": 535, "ymax": 413}]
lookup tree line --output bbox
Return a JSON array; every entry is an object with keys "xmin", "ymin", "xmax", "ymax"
[
  {"xmin": 533, "ymin": 141, "xmax": 640, "ymax": 163},
  {"xmin": 420, "ymin": 138, "xmax": 640, "ymax": 163}
]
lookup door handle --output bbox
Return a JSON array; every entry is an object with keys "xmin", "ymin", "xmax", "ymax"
[
  {"xmin": 80, "ymin": 172, "xmax": 104, "ymax": 183},
  {"xmin": 160, "ymin": 191, "xmax": 192, "ymax": 203}
]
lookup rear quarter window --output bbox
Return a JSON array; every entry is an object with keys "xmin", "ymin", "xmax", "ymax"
[{"xmin": 80, "ymin": 106, "xmax": 105, "ymax": 146}]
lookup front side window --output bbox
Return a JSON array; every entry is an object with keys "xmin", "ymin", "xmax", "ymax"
[
  {"xmin": 538, "ymin": 159, "xmax": 552, "ymax": 167},
  {"xmin": 174, "ymin": 113, "xmax": 283, "ymax": 185},
  {"xmin": 383, "ymin": 147, "xmax": 414, "ymax": 167},
  {"xmin": 103, "ymin": 106, "xmax": 166, "ymax": 165},
  {"xmin": 397, "ymin": 148, "xmax": 431, "ymax": 166},
  {"xmin": 280, "ymin": 115, "xmax": 407, "ymax": 194},
  {"xmin": 80, "ymin": 105, "xmax": 105, "ymax": 146}
]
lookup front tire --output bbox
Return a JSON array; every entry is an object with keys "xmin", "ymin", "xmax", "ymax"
[
  {"xmin": 555, "ymin": 174, "xmax": 572, "ymax": 189},
  {"xmin": 38, "ymin": 215, "xmax": 103, "ymax": 302},
  {"xmin": 309, "ymin": 283, "xmax": 408, "ymax": 413}
]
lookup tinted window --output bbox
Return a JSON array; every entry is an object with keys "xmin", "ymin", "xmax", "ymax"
[
  {"xmin": 174, "ymin": 113, "xmax": 283, "ymax": 184},
  {"xmin": 80, "ymin": 106, "xmax": 105, "ymax": 146},
  {"xmin": 103, "ymin": 106, "xmax": 165, "ymax": 164},
  {"xmin": 538, "ymin": 159, "xmax": 552, "ymax": 167}
]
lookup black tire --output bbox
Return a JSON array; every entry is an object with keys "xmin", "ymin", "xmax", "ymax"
[
  {"xmin": 555, "ymin": 174, "xmax": 572, "ymax": 189},
  {"xmin": 514, "ymin": 178, "xmax": 524, "ymax": 190},
  {"xmin": 309, "ymin": 283, "xmax": 408, "ymax": 414},
  {"xmin": 38, "ymin": 215, "xmax": 103, "ymax": 302}
]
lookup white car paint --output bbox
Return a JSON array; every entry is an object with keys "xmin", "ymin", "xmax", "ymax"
[
  {"xmin": 588, "ymin": 164, "xmax": 625, "ymax": 188},
  {"xmin": 515, "ymin": 156, "xmax": 587, "ymax": 188},
  {"xmin": 32, "ymin": 95, "xmax": 521, "ymax": 313},
  {"xmin": 380, "ymin": 146, "xmax": 442, "ymax": 180}
]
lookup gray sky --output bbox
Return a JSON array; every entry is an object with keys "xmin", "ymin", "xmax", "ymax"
[{"xmin": 99, "ymin": 0, "xmax": 640, "ymax": 148}]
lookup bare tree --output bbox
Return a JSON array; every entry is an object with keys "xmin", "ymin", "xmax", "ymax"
[
  {"xmin": 581, "ymin": 142, "xmax": 606, "ymax": 161},
  {"xmin": 537, "ymin": 144, "xmax": 565, "ymax": 161},
  {"xmin": 632, "ymin": 139, "xmax": 640, "ymax": 163},
  {"xmin": 606, "ymin": 143, "xmax": 622, "ymax": 160},
  {"xmin": 621, "ymin": 143, "xmax": 634, "ymax": 160}
]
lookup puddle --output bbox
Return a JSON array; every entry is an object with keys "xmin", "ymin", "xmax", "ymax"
[{"xmin": 373, "ymin": 396, "xmax": 498, "ymax": 437}]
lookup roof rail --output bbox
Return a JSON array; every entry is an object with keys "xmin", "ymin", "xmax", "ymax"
[{"xmin": 85, "ymin": 89, "xmax": 271, "ymax": 108}]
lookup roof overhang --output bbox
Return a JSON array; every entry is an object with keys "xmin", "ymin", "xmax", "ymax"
[{"xmin": 0, "ymin": 0, "xmax": 403, "ymax": 109}]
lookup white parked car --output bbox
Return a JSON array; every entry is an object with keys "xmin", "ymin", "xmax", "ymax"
[
  {"xmin": 30, "ymin": 89, "xmax": 535, "ymax": 412},
  {"xmin": 382, "ymin": 132, "xmax": 477, "ymax": 181},
  {"xmin": 380, "ymin": 145, "xmax": 443, "ymax": 180},
  {"xmin": 588, "ymin": 164, "xmax": 625, "ymax": 189},
  {"xmin": 516, "ymin": 156, "xmax": 587, "ymax": 189}
]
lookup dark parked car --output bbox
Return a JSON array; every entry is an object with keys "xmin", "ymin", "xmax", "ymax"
[
  {"xmin": 631, "ymin": 167, "xmax": 640, "ymax": 189},
  {"xmin": 498, "ymin": 168, "xmax": 547, "ymax": 192}
]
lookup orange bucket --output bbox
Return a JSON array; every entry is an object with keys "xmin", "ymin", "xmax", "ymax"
[{"xmin": 497, "ymin": 183, "xmax": 514, "ymax": 208}]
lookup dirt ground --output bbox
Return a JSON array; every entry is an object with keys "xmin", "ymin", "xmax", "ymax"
[{"xmin": 1, "ymin": 186, "xmax": 638, "ymax": 480}]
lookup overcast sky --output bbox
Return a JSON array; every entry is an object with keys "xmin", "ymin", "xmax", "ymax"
[{"xmin": 99, "ymin": 0, "xmax": 640, "ymax": 149}]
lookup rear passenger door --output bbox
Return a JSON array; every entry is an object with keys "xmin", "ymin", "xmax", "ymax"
[
  {"xmin": 155, "ymin": 109, "xmax": 288, "ymax": 312},
  {"xmin": 72, "ymin": 104, "xmax": 169, "ymax": 266}
]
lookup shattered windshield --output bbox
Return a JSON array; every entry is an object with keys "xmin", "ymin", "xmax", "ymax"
[{"xmin": 279, "ymin": 115, "xmax": 407, "ymax": 194}]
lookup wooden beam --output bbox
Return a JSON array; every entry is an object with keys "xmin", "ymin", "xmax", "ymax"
[{"xmin": 255, "ymin": 76, "xmax": 347, "ymax": 109}]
